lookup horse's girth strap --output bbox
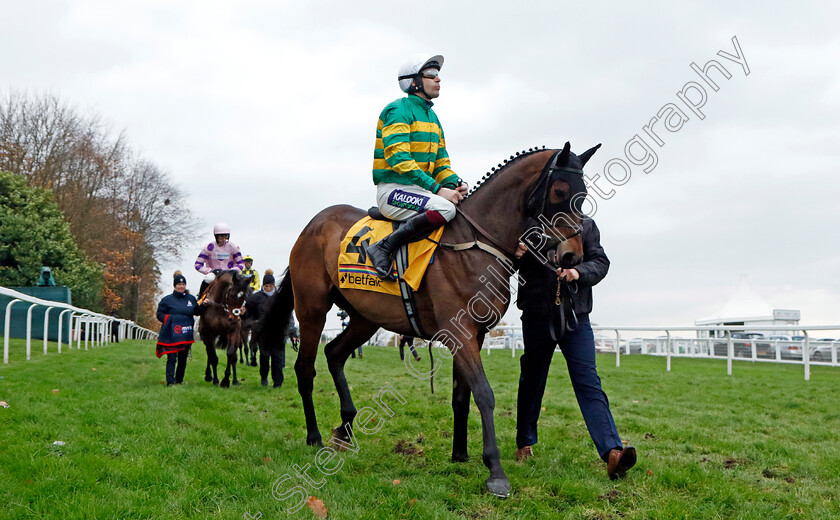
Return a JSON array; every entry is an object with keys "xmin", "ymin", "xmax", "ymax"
[{"xmin": 441, "ymin": 240, "xmax": 513, "ymax": 270}]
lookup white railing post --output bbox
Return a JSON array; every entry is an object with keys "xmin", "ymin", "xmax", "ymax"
[
  {"xmin": 25, "ymin": 303, "xmax": 39, "ymax": 361},
  {"xmin": 726, "ymin": 330, "xmax": 733, "ymax": 376},
  {"xmin": 665, "ymin": 330, "xmax": 671, "ymax": 372},
  {"xmin": 84, "ymin": 319, "xmax": 91, "ymax": 350},
  {"xmin": 4, "ymin": 299, "xmax": 22, "ymax": 364},
  {"xmin": 615, "ymin": 329, "xmax": 621, "ymax": 367},
  {"xmin": 57, "ymin": 309, "xmax": 72, "ymax": 354},
  {"xmin": 43, "ymin": 306, "xmax": 55, "ymax": 355},
  {"xmin": 803, "ymin": 330, "xmax": 810, "ymax": 382},
  {"xmin": 75, "ymin": 315, "xmax": 83, "ymax": 349}
]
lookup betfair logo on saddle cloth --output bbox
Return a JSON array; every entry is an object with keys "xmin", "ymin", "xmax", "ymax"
[{"xmin": 338, "ymin": 216, "xmax": 443, "ymax": 296}]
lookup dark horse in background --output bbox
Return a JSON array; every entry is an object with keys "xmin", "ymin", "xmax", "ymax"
[
  {"xmin": 199, "ymin": 270, "xmax": 253, "ymax": 387},
  {"xmin": 260, "ymin": 143, "xmax": 599, "ymax": 497}
]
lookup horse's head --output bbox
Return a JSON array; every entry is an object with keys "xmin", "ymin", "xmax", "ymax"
[
  {"xmin": 524, "ymin": 141, "xmax": 600, "ymax": 268},
  {"xmin": 213, "ymin": 271, "xmax": 253, "ymax": 320}
]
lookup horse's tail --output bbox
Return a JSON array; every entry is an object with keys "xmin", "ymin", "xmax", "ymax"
[{"xmin": 257, "ymin": 268, "xmax": 295, "ymax": 348}]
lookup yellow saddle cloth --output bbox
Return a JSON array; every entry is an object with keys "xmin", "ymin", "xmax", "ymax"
[{"xmin": 338, "ymin": 216, "xmax": 444, "ymax": 295}]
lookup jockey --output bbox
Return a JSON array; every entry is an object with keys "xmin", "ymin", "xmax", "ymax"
[
  {"xmin": 241, "ymin": 254, "xmax": 261, "ymax": 293},
  {"xmin": 367, "ymin": 53, "xmax": 468, "ymax": 280},
  {"xmin": 194, "ymin": 222, "xmax": 245, "ymax": 297}
]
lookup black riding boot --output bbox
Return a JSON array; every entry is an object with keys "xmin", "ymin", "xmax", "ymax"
[{"xmin": 367, "ymin": 211, "xmax": 442, "ymax": 281}]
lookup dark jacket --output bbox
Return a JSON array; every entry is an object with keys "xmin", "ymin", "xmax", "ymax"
[
  {"xmin": 516, "ymin": 218, "xmax": 609, "ymax": 318},
  {"xmin": 245, "ymin": 290, "xmax": 273, "ymax": 322},
  {"xmin": 156, "ymin": 291, "xmax": 200, "ymax": 356}
]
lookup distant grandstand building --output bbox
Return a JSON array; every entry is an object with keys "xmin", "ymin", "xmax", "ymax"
[{"xmin": 695, "ymin": 275, "xmax": 800, "ymax": 338}]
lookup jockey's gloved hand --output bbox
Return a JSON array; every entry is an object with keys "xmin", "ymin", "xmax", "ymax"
[{"xmin": 203, "ymin": 272, "xmax": 216, "ymax": 283}]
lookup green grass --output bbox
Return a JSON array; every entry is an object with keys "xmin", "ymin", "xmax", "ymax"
[{"xmin": 1, "ymin": 338, "xmax": 839, "ymax": 519}]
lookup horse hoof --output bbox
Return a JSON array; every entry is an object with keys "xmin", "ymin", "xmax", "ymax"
[
  {"xmin": 205, "ymin": 375, "xmax": 213, "ymax": 382},
  {"xmin": 485, "ymin": 477, "xmax": 511, "ymax": 498},
  {"xmin": 329, "ymin": 428, "xmax": 350, "ymax": 450},
  {"xmin": 261, "ymin": 379, "xmax": 268, "ymax": 386},
  {"xmin": 213, "ymin": 378, "xmax": 219, "ymax": 386},
  {"xmin": 306, "ymin": 436, "xmax": 324, "ymax": 447},
  {"xmin": 451, "ymin": 452, "xmax": 469, "ymax": 463},
  {"xmin": 220, "ymin": 380, "xmax": 230, "ymax": 388},
  {"xmin": 232, "ymin": 380, "xmax": 240, "ymax": 386}
]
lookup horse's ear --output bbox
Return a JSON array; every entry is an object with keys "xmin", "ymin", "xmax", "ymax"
[
  {"xmin": 578, "ymin": 143, "xmax": 602, "ymax": 166},
  {"xmin": 558, "ymin": 141, "xmax": 571, "ymax": 164}
]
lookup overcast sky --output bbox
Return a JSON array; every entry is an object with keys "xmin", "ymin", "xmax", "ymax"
[{"xmin": 3, "ymin": 1, "xmax": 839, "ymax": 332}]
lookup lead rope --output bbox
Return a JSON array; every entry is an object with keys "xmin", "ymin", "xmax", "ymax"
[{"xmin": 429, "ymin": 341, "xmax": 435, "ymax": 394}]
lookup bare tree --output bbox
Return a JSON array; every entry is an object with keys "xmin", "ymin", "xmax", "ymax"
[{"xmin": 0, "ymin": 90, "xmax": 199, "ymax": 327}]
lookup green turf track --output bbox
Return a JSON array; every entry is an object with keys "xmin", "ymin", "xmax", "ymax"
[{"xmin": 1, "ymin": 338, "xmax": 839, "ymax": 519}]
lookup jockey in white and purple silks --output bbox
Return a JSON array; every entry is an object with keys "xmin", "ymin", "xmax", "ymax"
[{"xmin": 195, "ymin": 222, "xmax": 245, "ymax": 297}]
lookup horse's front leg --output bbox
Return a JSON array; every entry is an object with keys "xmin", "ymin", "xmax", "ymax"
[
  {"xmin": 232, "ymin": 331, "xmax": 241, "ymax": 386},
  {"xmin": 204, "ymin": 338, "xmax": 219, "ymax": 385},
  {"xmin": 452, "ymin": 368, "xmax": 472, "ymax": 462},
  {"xmin": 455, "ymin": 345, "xmax": 510, "ymax": 498},
  {"xmin": 220, "ymin": 334, "xmax": 236, "ymax": 388}
]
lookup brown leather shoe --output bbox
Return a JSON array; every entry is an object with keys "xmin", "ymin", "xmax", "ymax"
[
  {"xmin": 607, "ymin": 446, "xmax": 636, "ymax": 480},
  {"xmin": 515, "ymin": 445, "xmax": 534, "ymax": 461}
]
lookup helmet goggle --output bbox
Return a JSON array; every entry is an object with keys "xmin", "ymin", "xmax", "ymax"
[{"xmin": 420, "ymin": 68, "xmax": 440, "ymax": 79}]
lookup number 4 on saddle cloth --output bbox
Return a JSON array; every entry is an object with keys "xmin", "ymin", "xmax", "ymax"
[{"xmin": 338, "ymin": 214, "xmax": 444, "ymax": 296}]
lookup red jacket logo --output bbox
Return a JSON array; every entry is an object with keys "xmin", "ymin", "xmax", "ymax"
[{"xmin": 174, "ymin": 325, "xmax": 182, "ymax": 334}]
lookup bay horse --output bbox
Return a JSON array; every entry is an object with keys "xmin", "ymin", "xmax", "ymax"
[
  {"xmin": 260, "ymin": 143, "xmax": 599, "ymax": 497},
  {"xmin": 199, "ymin": 270, "xmax": 253, "ymax": 387}
]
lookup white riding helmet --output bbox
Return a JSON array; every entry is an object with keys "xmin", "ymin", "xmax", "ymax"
[
  {"xmin": 398, "ymin": 53, "xmax": 444, "ymax": 93},
  {"xmin": 213, "ymin": 222, "xmax": 231, "ymax": 235}
]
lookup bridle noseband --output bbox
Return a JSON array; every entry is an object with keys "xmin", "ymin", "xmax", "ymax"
[{"xmin": 206, "ymin": 283, "xmax": 247, "ymax": 320}]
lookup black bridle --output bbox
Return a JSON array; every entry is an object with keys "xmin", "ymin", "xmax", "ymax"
[
  {"xmin": 206, "ymin": 282, "xmax": 247, "ymax": 320},
  {"xmin": 524, "ymin": 150, "xmax": 587, "ymax": 228},
  {"xmin": 522, "ymin": 150, "xmax": 588, "ymax": 340}
]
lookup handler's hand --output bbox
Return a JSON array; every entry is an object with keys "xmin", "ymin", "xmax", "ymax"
[
  {"xmin": 439, "ymin": 187, "xmax": 463, "ymax": 205},
  {"xmin": 557, "ymin": 268, "xmax": 580, "ymax": 282},
  {"xmin": 515, "ymin": 242, "xmax": 528, "ymax": 259}
]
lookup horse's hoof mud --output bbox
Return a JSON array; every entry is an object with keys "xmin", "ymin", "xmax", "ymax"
[{"xmin": 486, "ymin": 477, "xmax": 511, "ymax": 498}]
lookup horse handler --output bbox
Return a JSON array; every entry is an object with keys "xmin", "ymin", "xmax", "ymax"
[
  {"xmin": 513, "ymin": 218, "xmax": 636, "ymax": 479},
  {"xmin": 246, "ymin": 270, "xmax": 285, "ymax": 387},
  {"xmin": 156, "ymin": 271, "xmax": 202, "ymax": 386}
]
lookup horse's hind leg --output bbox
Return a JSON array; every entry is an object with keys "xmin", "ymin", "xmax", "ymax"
[
  {"xmin": 454, "ymin": 344, "xmax": 510, "ymax": 498},
  {"xmin": 324, "ymin": 316, "xmax": 379, "ymax": 444},
  {"xmin": 296, "ymin": 315, "xmax": 326, "ymax": 446},
  {"xmin": 452, "ymin": 368, "xmax": 472, "ymax": 462}
]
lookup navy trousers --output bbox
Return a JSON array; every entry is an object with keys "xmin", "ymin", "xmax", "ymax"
[
  {"xmin": 260, "ymin": 343, "xmax": 285, "ymax": 387},
  {"xmin": 165, "ymin": 350, "xmax": 189, "ymax": 385},
  {"xmin": 516, "ymin": 314, "xmax": 622, "ymax": 460}
]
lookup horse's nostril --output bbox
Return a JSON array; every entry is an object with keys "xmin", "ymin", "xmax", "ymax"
[{"xmin": 561, "ymin": 252, "xmax": 579, "ymax": 268}]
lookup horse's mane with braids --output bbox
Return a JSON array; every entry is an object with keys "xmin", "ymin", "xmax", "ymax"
[{"xmin": 464, "ymin": 145, "xmax": 548, "ymax": 199}]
